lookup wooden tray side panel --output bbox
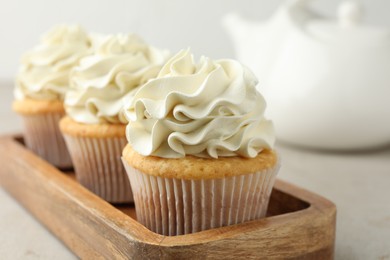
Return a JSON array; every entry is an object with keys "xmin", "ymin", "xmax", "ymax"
[
  {"xmin": 0, "ymin": 138, "xmax": 164, "ymax": 259},
  {"xmin": 158, "ymin": 207, "xmax": 335, "ymax": 259}
]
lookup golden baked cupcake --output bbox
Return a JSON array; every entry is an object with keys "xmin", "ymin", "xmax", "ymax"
[
  {"xmin": 122, "ymin": 50, "xmax": 279, "ymax": 235},
  {"xmin": 60, "ymin": 34, "xmax": 170, "ymax": 203},
  {"xmin": 13, "ymin": 24, "xmax": 91, "ymax": 168}
]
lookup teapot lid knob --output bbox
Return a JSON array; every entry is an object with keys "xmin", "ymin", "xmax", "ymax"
[{"xmin": 338, "ymin": 1, "xmax": 364, "ymax": 27}]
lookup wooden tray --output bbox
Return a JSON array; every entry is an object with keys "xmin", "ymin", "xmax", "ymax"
[{"xmin": 0, "ymin": 135, "xmax": 336, "ymax": 259}]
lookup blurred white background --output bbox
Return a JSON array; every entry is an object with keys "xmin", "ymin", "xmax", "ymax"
[{"xmin": 0, "ymin": 0, "xmax": 389, "ymax": 80}]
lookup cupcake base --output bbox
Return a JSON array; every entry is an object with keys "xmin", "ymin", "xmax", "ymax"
[
  {"xmin": 123, "ymin": 162, "xmax": 278, "ymax": 236},
  {"xmin": 13, "ymin": 99, "xmax": 72, "ymax": 168},
  {"xmin": 60, "ymin": 117, "xmax": 133, "ymax": 203},
  {"xmin": 122, "ymin": 145, "xmax": 279, "ymax": 236}
]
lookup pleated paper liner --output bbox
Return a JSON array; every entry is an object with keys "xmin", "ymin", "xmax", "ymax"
[
  {"xmin": 123, "ymin": 159, "xmax": 280, "ymax": 236},
  {"xmin": 21, "ymin": 112, "xmax": 72, "ymax": 168},
  {"xmin": 63, "ymin": 135, "xmax": 133, "ymax": 203}
]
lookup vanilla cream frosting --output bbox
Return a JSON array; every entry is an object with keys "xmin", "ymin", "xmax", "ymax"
[
  {"xmin": 14, "ymin": 25, "xmax": 91, "ymax": 101},
  {"xmin": 65, "ymin": 34, "xmax": 170, "ymax": 124},
  {"xmin": 125, "ymin": 50, "xmax": 275, "ymax": 159}
]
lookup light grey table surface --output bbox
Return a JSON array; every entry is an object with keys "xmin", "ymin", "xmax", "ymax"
[{"xmin": 0, "ymin": 83, "xmax": 389, "ymax": 260}]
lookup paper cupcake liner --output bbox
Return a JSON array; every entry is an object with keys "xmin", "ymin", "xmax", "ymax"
[
  {"xmin": 123, "ymin": 159, "xmax": 280, "ymax": 236},
  {"xmin": 63, "ymin": 135, "xmax": 133, "ymax": 203},
  {"xmin": 21, "ymin": 112, "xmax": 72, "ymax": 168}
]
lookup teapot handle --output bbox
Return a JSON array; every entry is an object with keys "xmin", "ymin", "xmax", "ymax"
[{"xmin": 338, "ymin": 1, "xmax": 364, "ymax": 27}]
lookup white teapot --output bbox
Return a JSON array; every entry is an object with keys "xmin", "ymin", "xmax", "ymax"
[{"xmin": 223, "ymin": 0, "xmax": 390, "ymax": 150}]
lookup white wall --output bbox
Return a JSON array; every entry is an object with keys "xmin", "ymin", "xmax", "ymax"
[{"xmin": 0, "ymin": 0, "xmax": 389, "ymax": 80}]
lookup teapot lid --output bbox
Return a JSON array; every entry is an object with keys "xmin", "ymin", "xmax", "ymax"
[{"xmin": 305, "ymin": 0, "xmax": 389, "ymax": 44}]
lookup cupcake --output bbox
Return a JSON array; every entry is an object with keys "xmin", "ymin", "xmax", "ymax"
[
  {"xmin": 13, "ymin": 25, "xmax": 91, "ymax": 168},
  {"xmin": 60, "ymin": 34, "xmax": 170, "ymax": 203},
  {"xmin": 122, "ymin": 50, "xmax": 279, "ymax": 236}
]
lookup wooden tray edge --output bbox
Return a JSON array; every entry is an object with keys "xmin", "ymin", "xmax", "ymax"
[{"xmin": 0, "ymin": 134, "xmax": 336, "ymax": 259}]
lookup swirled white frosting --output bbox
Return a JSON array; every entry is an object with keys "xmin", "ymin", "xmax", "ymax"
[
  {"xmin": 125, "ymin": 50, "xmax": 275, "ymax": 159},
  {"xmin": 65, "ymin": 34, "xmax": 170, "ymax": 124},
  {"xmin": 14, "ymin": 24, "xmax": 91, "ymax": 100}
]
